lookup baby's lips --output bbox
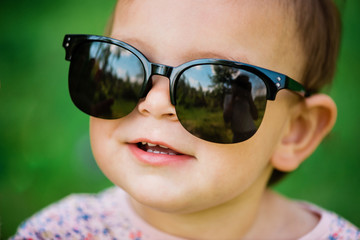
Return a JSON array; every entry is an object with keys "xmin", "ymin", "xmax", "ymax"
[
  {"xmin": 137, "ymin": 142, "xmax": 183, "ymax": 155},
  {"xmin": 129, "ymin": 138, "xmax": 189, "ymax": 156}
]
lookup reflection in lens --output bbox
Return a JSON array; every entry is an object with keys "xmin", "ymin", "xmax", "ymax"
[
  {"xmin": 176, "ymin": 64, "xmax": 267, "ymax": 143},
  {"xmin": 69, "ymin": 41, "xmax": 144, "ymax": 119}
]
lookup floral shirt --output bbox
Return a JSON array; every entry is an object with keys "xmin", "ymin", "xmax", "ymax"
[{"xmin": 11, "ymin": 187, "xmax": 360, "ymax": 240}]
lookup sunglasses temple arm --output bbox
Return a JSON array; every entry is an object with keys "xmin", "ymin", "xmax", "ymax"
[{"xmin": 286, "ymin": 77, "xmax": 310, "ymax": 97}]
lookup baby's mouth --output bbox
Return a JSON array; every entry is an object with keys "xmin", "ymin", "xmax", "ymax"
[{"xmin": 136, "ymin": 142, "xmax": 183, "ymax": 156}]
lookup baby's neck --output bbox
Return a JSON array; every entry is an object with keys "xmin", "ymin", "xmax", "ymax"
[
  {"xmin": 130, "ymin": 193, "xmax": 260, "ymax": 239},
  {"xmin": 130, "ymin": 188, "xmax": 320, "ymax": 240},
  {"xmin": 244, "ymin": 190, "xmax": 320, "ymax": 239}
]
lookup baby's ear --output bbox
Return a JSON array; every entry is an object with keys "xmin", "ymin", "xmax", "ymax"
[{"xmin": 271, "ymin": 94, "xmax": 337, "ymax": 172}]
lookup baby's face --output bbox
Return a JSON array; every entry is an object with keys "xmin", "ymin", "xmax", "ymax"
[{"xmin": 90, "ymin": 0, "xmax": 304, "ymax": 213}]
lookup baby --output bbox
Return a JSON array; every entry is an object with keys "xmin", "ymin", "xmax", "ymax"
[{"xmin": 12, "ymin": 0, "xmax": 360, "ymax": 239}]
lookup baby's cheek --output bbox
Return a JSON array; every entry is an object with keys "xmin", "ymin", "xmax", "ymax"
[
  {"xmin": 89, "ymin": 118, "xmax": 113, "ymax": 164},
  {"xmin": 89, "ymin": 118, "xmax": 128, "ymax": 178},
  {"xmin": 89, "ymin": 118, "xmax": 103, "ymax": 152}
]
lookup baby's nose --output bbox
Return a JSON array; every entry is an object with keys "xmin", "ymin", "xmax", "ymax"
[{"xmin": 137, "ymin": 76, "xmax": 177, "ymax": 120}]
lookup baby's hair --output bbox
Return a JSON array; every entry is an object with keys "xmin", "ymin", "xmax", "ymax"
[
  {"xmin": 285, "ymin": 0, "xmax": 342, "ymax": 93},
  {"xmin": 269, "ymin": 0, "xmax": 342, "ymax": 185}
]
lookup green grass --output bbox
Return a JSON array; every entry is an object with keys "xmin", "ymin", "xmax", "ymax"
[
  {"xmin": 177, "ymin": 105, "xmax": 234, "ymax": 142},
  {"xmin": 1, "ymin": 0, "xmax": 359, "ymax": 239}
]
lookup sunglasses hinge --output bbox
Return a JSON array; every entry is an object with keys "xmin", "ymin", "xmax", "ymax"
[{"xmin": 151, "ymin": 63, "xmax": 173, "ymax": 78}]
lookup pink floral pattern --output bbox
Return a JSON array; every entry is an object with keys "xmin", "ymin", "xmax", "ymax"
[{"xmin": 11, "ymin": 187, "xmax": 360, "ymax": 240}]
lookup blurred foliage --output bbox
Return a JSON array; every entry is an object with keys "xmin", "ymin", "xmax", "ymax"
[
  {"xmin": 0, "ymin": 1, "xmax": 116, "ymax": 238},
  {"xmin": 0, "ymin": 0, "xmax": 359, "ymax": 239}
]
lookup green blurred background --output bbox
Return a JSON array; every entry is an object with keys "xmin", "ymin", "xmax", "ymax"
[{"xmin": 0, "ymin": 0, "xmax": 359, "ymax": 238}]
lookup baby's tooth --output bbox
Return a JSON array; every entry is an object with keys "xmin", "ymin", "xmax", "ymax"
[
  {"xmin": 153, "ymin": 150, "xmax": 160, "ymax": 154},
  {"xmin": 147, "ymin": 149, "xmax": 154, "ymax": 153},
  {"xmin": 142, "ymin": 142, "xmax": 146, "ymax": 145},
  {"xmin": 159, "ymin": 145, "xmax": 169, "ymax": 149},
  {"xmin": 147, "ymin": 143, "xmax": 157, "ymax": 147}
]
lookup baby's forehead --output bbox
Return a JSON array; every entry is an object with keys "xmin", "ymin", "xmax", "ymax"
[
  {"xmin": 113, "ymin": 0, "xmax": 298, "ymax": 46},
  {"xmin": 112, "ymin": 0, "xmax": 303, "ymax": 78}
]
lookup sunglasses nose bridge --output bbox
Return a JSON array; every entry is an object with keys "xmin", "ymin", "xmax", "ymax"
[
  {"xmin": 151, "ymin": 63, "xmax": 173, "ymax": 78},
  {"xmin": 149, "ymin": 63, "xmax": 175, "ymax": 103}
]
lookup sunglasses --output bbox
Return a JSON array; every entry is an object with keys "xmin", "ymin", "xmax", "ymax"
[{"xmin": 63, "ymin": 34, "xmax": 308, "ymax": 144}]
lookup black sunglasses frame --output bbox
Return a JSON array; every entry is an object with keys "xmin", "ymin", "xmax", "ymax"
[{"xmin": 63, "ymin": 34, "xmax": 309, "ymax": 106}]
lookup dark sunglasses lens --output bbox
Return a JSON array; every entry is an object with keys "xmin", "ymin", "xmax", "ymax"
[
  {"xmin": 176, "ymin": 64, "xmax": 267, "ymax": 143},
  {"xmin": 69, "ymin": 41, "xmax": 145, "ymax": 119}
]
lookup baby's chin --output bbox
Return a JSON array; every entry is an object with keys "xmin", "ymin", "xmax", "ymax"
[
  {"xmin": 129, "ymin": 196, "xmax": 217, "ymax": 216},
  {"xmin": 123, "ymin": 180, "xmax": 217, "ymax": 214}
]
